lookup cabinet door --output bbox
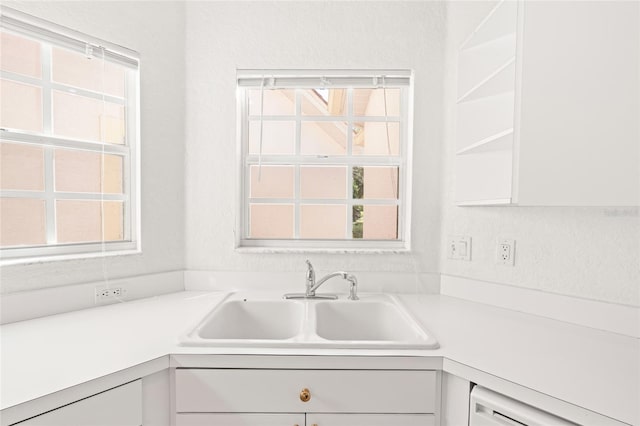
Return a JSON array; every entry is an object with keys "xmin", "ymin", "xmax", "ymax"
[
  {"xmin": 19, "ymin": 380, "xmax": 141, "ymax": 426},
  {"xmin": 175, "ymin": 413, "xmax": 305, "ymax": 426},
  {"xmin": 306, "ymin": 414, "xmax": 435, "ymax": 426},
  {"xmin": 175, "ymin": 369, "xmax": 436, "ymax": 414}
]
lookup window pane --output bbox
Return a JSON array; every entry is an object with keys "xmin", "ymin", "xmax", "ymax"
[
  {"xmin": 0, "ymin": 32, "xmax": 41, "ymax": 78},
  {"xmin": 301, "ymin": 88, "xmax": 346, "ymax": 116},
  {"xmin": 56, "ymin": 200, "xmax": 123, "ymax": 243},
  {"xmin": 353, "ymin": 205, "xmax": 398, "ymax": 240},
  {"xmin": 103, "ymin": 201, "xmax": 124, "ymax": 241},
  {"xmin": 300, "ymin": 204, "xmax": 346, "ymax": 239},
  {"xmin": 248, "ymin": 89, "xmax": 294, "ymax": 116},
  {"xmin": 52, "ymin": 90, "xmax": 125, "ymax": 144},
  {"xmin": 250, "ymin": 165, "xmax": 294, "ymax": 198},
  {"xmin": 353, "ymin": 121, "xmax": 399, "ymax": 156},
  {"xmin": 52, "ymin": 47, "xmax": 125, "ymax": 97},
  {"xmin": 0, "ymin": 79, "xmax": 43, "ymax": 133},
  {"xmin": 248, "ymin": 121, "xmax": 295, "ymax": 155},
  {"xmin": 0, "ymin": 198, "xmax": 46, "ymax": 247},
  {"xmin": 354, "ymin": 88, "xmax": 400, "ymax": 116},
  {"xmin": 249, "ymin": 204, "xmax": 294, "ymax": 239},
  {"xmin": 301, "ymin": 122, "xmax": 347, "ymax": 156},
  {"xmin": 300, "ymin": 166, "xmax": 347, "ymax": 199},
  {"xmin": 353, "ymin": 166, "xmax": 398, "ymax": 200},
  {"xmin": 54, "ymin": 149, "xmax": 123, "ymax": 194},
  {"xmin": 0, "ymin": 142, "xmax": 44, "ymax": 191}
]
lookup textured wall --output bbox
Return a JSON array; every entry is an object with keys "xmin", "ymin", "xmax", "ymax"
[
  {"xmin": 1, "ymin": 1, "xmax": 186, "ymax": 293},
  {"xmin": 4, "ymin": 1, "xmax": 636, "ymax": 307},
  {"xmin": 183, "ymin": 1, "xmax": 446, "ymax": 288},
  {"xmin": 441, "ymin": 1, "xmax": 640, "ymax": 306}
]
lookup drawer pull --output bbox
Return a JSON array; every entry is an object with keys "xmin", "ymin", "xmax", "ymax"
[{"xmin": 299, "ymin": 388, "xmax": 311, "ymax": 402}]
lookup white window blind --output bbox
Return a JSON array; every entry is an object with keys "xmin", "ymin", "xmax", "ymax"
[
  {"xmin": 237, "ymin": 69, "xmax": 413, "ymax": 251},
  {"xmin": 0, "ymin": 7, "xmax": 141, "ymax": 264}
]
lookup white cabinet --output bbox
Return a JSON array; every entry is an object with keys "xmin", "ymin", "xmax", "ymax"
[
  {"xmin": 175, "ymin": 413, "xmax": 432, "ymax": 426},
  {"xmin": 17, "ymin": 380, "xmax": 142, "ymax": 426},
  {"xmin": 175, "ymin": 414, "xmax": 305, "ymax": 426},
  {"xmin": 306, "ymin": 414, "xmax": 435, "ymax": 426},
  {"xmin": 174, "ymin": 369, "xmax": 437, "ymax": 426},
  {"xmin": 455, "ymin": 0, "xmax": 639, "ymax": 206}
]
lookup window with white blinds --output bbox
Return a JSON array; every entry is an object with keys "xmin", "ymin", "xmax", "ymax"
[
  {"xmin": 237, "ymin": 70, "xmax": 413, "ymax": 250},
  {"xmin": 0, "ymin": 7, "xmax": 140, "ymax": 264}
]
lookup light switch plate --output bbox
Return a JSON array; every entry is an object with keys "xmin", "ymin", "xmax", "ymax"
[{"xmin": 448, "ymin": 236, "xmax": 471, "ymax": 261}]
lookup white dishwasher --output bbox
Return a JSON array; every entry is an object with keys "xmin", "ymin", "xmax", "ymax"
[{"xmin": 470, "ymin": 386, "xmax": 578, "ymax": 426}]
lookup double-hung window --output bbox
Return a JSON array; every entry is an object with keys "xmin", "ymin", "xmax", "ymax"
[
  {"xmin": 237, "ymin": 70, "xmax": 413, "ymax": 250},
  {"xmin": 0, "ymin": 8, "xmax": 140, "ymax": 264}
]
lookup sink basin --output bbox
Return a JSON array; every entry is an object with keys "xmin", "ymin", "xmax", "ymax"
[
  {"xmin": 194, "ymin": 299, "xmax": 304, "ymax": 341},
  {"xmin": 315, "ymin": 300, "xmax": 428, "ymax": 342},
  {"xmin": 180, "ymin": 292, "xmax": 438, "ymax": 349}
]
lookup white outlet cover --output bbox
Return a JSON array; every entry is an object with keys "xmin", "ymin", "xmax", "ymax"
[{"xmin": 496, "ymin": 238, "xmax": 515, "ymax": 266}]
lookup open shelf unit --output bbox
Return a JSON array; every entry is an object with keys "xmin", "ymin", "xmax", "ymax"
[
  {"xmin": 455, "ymin": 0, "xmax": 518, "ymax": 205},
  {"xmin": 454, "ymin": 0, "xmax": 639, "ymax": 206}
]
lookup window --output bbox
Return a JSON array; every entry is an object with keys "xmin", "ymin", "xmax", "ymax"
[
  {"xmin": 237, "ymin": 70, "xmax": 413, "ymax": 250},
  {"xmin": 0, "ymin": 7, "xmax": 140, "ymax": 264}
]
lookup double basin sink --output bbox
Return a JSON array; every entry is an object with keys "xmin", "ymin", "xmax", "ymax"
[{"xmin": 181, "ymin": 292, "xmax": 439, "ymax": 349}]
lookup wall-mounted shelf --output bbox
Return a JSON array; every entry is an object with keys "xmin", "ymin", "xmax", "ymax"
[
  {"xmin": 457, "ymin": 57, "xmax": 515, "ymax": 103},
  {"xmin": 454, "ymin": 1, "xmax": 639, "ymax": 206},
  {"xmin": 456, "ymin": 129, "xmax": 513, "ymax": 156},
  {"xmin": 459, "ymin": 0, "xmax": 518, "ymax": 50},
  {"xmin": 456, "ymin": 91, "xmax": 514, "ymax": 152}
]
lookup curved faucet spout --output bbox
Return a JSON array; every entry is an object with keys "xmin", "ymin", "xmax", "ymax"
[{"xmin": 310, "ymin": 271, "xmax": 349, "ymax": 294}]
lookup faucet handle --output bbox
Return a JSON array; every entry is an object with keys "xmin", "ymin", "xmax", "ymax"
[{"xmin": 305, "ymin": 260, "xmax": 315, "ymax": 277}]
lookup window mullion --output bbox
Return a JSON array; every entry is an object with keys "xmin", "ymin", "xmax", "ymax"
[
  {"xmin": 346, "ymin": 88, "xmax": 354, "ymax": 239},
  {"xmin": 294, "ymin": 89, "xmax": 302, "ymax": 238},
  {"xmin": 43, "ymin": 147, "xmax": 56, "ymax": 244},
  {"xmin": 40, "ymin": 43, "xmax": 57, "ymax": 245},
  {"xmin": 41, "ymin": 43, "xmax": 53, "ymax": 134}
]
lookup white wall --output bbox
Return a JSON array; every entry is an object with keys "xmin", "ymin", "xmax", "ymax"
[
  {"xmin": 184, "ymin": 1, "xmax": 446, "ymax": 290},
  {"xmin": 0, "ymin": 1, "xmax": 186, "ymax": 293},
  {"xmin": 441, "ymin": 1, "xmax": 640, "ymax": 306},
  {"xmin": 3, "ymin": 0, "xmax": 636, "ymax": 309}
]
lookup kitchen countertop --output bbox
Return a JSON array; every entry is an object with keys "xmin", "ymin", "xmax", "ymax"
[{"xmin": 0, "ymin": 291, "xmax": 638, "ymax": 425}]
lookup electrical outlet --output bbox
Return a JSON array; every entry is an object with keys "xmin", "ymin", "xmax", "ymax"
[
  {"xmin": 448, "ymin": 236, "xmax": 471, "ymax": 261},
  {"xmin": 496, "ymin": 239, "xmax": 515, "ymax": 266},
  {"xmin": 95, "ymin": 286, "xmax": 126, "ymax": 303}
]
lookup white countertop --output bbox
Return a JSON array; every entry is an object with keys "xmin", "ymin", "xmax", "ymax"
[{"xmin": 1, "ymin": 291, "xmax": 638, "ymax": 425}]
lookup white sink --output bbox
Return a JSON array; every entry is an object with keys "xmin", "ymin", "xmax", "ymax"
[
  {"xmin": 181, "ymin": 292, "xmax": 438, "ymax": 349},
  {"xmin": 315, "ymin": 300, "xmax": 429, "ymax": 342},
  {"xmin": 197, "ymin": 300, "xmax": 304, "ymax": 340}
]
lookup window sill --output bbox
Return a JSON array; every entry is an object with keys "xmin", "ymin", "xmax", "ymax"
[
  {"xmin": 0, "ymin": 246, "xmax": 141, "ymax": 266},
  {"xmin": 234, "ymin": 247, "xmax": 411, "ymax": 255}
]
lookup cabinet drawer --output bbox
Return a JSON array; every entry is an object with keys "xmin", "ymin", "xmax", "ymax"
[
  {"xmin": 176, "ymin": 413, "xmax": 304, "ymax": 426},
  {"xmin": 307, "ymin": 413, "xmax": 435, "ymax": 426},
  {"xmin": 175, "ymin": 369, "xmax": 436, "ymax": 414}
]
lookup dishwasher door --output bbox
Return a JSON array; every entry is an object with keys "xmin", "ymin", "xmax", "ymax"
[{"xmin": 469, "ymin": 386, "xmax": 578, "ymax": 426}]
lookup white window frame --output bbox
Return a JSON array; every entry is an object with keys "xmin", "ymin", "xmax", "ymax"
[
  {"xmin": 0, "ymin": 7, "xmax": 141, "ymax": 265},
  {"xmin": 236, "ymin": 69, "xmax": 414, "ymax": 252}
]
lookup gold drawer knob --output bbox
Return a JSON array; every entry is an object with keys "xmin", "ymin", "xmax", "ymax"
[{"xmin": 299, "ymin": 388, "xmax": 311, "ymax": 402}]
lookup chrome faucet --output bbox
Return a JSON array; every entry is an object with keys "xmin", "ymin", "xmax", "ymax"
[{"xmin": 284, "ymin": 260, "xmax": 359, "ymax": 300}]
